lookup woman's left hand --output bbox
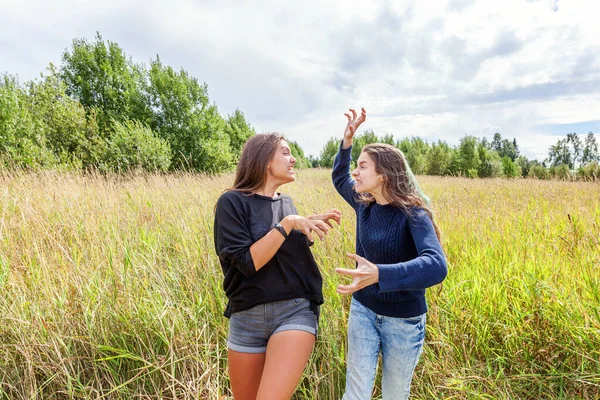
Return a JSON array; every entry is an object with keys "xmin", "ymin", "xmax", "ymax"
[
  {"xmin": 335, "ymin": 253, "xmax": 379, "ymax": 295},
  {"xmin": 308, "ymin": 209, "xmax": 342, "ymax": 228}
]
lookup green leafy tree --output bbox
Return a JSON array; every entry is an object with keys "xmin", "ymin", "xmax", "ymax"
[
  {"xmin": 60, "ymin": 32, "xmax": 148, "ymax": 133},
  {"xmin": 458, "ymin": 136, "xmax": 481, "ymax": 175},
  {"xmin": 566, "ymin": 133, "xmax": 582, "ymax": 168},
  {"xmin": 380, "ymin": 133, "xmax": 395, "ymax": 145},
  {"xmin": 488, "ymin": 132, "xmax": 519, "ymax": 161},
  {"xmin": 351, "ymin": 129, "xmax": 378, "ymax": 163},
  {"xmin": 288, "ymin": 141, "xmax": 311, "ymax": 169},
  {"xmin": 318, "ymin": 137, "xmax": 340, "ymax": 168},
  {"xmin": 582, "ymin": 132, "xmax": 598, "ymax": 164},
  {"xmin": 0, "ymin": 74, "xmax": 56, "ymax": 168},
  {"xmin": 515, "ymin": 156, "xmax": 531, "ymax": 178},
  {"xmin": 447, "ymin": 148, "xmax": 462, "ymax": 176},
  {"xmin": 491, "ymin": 132, "xmax": 502, "ymax": 152},
  {"xmin": 225, "ymin": 109, "xmax": 255, "ymax": 158},
  {"xmin": 502, "ymin": 156, "xmax": 521, "ymax": 178},
  {"xmin": 499, "ymin": 138, "xmax": 519, "ymax": 161},
  {"xmin": 27, "ymin": 65, "xmax": 102, "ymax": 167},
  {"xmin": 397, "ymin": 137, "xmax": 429, "ymax": 175},
  {"xmin": 477, "ymin": 145, "xmax": 503, "ymax": 178},
  {"xmin": 308, "ymin": 155, "xmax": 321, "ymax": 168},
  {"xmin": 145, "ymin": 58, "xmax": 232, "ymax": 172},
  {"xmin": 547, "ymin": 138, "xmax": 573, "ymax": 168},
  {"xmin": 425, "ymin": 141, "xmax": 452, "ymax": 176},
  {"xmin": 480, "ymin": 136, "xmax": 490, "ymax": 149}
]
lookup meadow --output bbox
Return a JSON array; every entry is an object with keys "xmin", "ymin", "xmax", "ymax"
[{"xmin": 0, "ymin": 169, "xmax": 598, "ymax": 399}]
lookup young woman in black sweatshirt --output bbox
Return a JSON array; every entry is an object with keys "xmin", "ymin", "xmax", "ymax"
[{"xmin": 214, "ymin": 133, "xmax": 341, "ymax": 400}]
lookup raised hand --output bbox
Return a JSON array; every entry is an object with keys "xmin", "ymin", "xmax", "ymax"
[
  {"xmin": 343, "ymin": 108, "xmax": 367, "ymax": 143},
  {"xmin": 308, "ymin": 209, "xmax": 342, "ymax": 228},
  {"xmin": 335, "ymin": 253, "xmax": 379, "ymax": 295}
]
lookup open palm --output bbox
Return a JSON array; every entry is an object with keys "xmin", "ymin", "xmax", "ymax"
[{"xmin": 335, "ymin": 253, "xmax": 379, "ymax": 295}]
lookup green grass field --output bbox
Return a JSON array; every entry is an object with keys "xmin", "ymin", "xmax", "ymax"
[{"xmin": 0, "ymin": 169, "xmax": 598, "ymax": 399}]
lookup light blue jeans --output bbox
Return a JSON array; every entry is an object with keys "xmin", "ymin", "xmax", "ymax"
[{"xmin": 342, "ymin": 297, "xmax": 426, "ymax": 400}]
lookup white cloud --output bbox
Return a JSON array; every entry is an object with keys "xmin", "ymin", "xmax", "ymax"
[{"xmin": 1, "ymin": 0, "xmax": 599, "ymax": 160}]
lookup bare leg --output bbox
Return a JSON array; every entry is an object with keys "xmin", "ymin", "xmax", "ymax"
[
  {"xmin": 256, "ymin": 330, "xmax": 316, "ymax": 400},
  {"xmin": 228, "ymin": 349, "xmax": 266, "ymax": 400}
]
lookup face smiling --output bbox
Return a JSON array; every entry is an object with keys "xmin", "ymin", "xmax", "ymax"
[
  {"xmin": 351, "ymin": 151, "xmax": 384, "ymax": 196},
  {"xmin": 267, "ymin": 140, "xmax": 297, "ymax": 185}
]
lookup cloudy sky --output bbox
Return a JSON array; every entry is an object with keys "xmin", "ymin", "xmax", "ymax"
[{"xmin": 1, "ymin": 0, "xmax": 599, "ymax": 160}]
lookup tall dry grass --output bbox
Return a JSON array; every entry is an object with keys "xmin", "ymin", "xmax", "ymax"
[{"xmin": 0, "ymin": 169, "xmax": 598, "ymax": 399}]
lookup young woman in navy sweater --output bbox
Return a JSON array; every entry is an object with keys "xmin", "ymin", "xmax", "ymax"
[{"xmin": 333, "ymin": 108, "xmax": 448, "ymax": 399}]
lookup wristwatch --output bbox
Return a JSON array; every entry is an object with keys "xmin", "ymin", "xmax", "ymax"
[{"xmin": 274, "ymin": 222, "xmax": 288, "ymax": 239}]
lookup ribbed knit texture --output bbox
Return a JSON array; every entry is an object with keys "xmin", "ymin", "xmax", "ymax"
[{"xmin": 332, "ymin": 143, "xmax": 448, "ymax": 318}]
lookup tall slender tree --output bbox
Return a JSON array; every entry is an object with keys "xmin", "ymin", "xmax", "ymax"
[
  {"xmin": 566, "ymin": 132, "xmax": 583, "ymax": 168},
  {"xmin": 582, "ymin": 132, "xmax": 598, "ymax": 164}
]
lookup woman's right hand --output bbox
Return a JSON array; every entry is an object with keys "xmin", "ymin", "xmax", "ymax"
[
  {"xmin": 284, "ymin": 215, "xmax": 330, "ymax": 242},
  {"xmin": 308, "ymin": 209, "xmax": 342, "ymax": 228},
  {"xmin": 343, "ymin": 108, "xmax": 367, "ymax": 147}
]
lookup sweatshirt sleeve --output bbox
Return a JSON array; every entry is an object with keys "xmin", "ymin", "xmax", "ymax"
[
  {"xmin": 214, "ymin": 192, "xmax": 257, "ymax": 278},
  {"xmin": 377, "ymin": 208, "xmax": 448, "ymax": 292},
  {"xmin": 332, "ymin": 142, "xmax": 358, "ymax": 210}
]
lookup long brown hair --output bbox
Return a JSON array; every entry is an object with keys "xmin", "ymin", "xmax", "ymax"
[
  {"xmin": 359, "ymin": 143, "xmax": 442, "ymax": 241},
  {"xmin": 230, "ymin": 133, "xmax": 285, "ymax": 193}
]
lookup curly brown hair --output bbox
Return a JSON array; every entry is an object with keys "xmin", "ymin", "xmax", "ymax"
[{"xmin": 358, "ymin": 143, "xmax": 442, "ymax": 241}]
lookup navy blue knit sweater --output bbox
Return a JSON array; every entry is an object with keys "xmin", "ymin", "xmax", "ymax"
[{"xmin": 332, "ymin": 143, "xmax": 448, "ymax": 318}]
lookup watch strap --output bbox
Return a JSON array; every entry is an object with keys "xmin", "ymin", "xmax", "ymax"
[{"xmin": 274, "ymin": 223, "xmax": 288, "ymax": 239}]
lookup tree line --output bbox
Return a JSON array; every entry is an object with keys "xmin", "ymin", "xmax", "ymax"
[
  {"xmin": 0, "ymin": 33, "xmax": 260, "ymax": 173},
  {"xmin": 314, "ymin": 130, "xmax": 599, "ymax": 180},
  {"xmin": 0, "ymin": 33, "xmax": 597, "ymax": 179}
]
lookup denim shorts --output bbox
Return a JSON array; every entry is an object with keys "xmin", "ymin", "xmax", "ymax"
[{"xmin": 227, "ymin": 298, "xmax": 319, "ymax": 354}]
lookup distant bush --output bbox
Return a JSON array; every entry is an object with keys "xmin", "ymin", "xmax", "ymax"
[
  {"xmin": 528, "ymin": 165, "xmax": 551, "ymax": 180},
  {"xmin": 502, "ymin": 156, "xmax": 521, "ymax": 178},
  {"xmin": 550, "ymin": 164, "xmax": 572, "ymax": 181},
  {"xmin": 100, "ymin": 120, "xmax": 171, "ymax": 173},
  {"xmin": 578, "ymin": 161, "xmax": 599, "ymax": 181}
]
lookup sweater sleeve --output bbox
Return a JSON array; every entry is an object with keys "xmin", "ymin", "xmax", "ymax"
[
  {"xmin": 332, "ymin": 142, "xmax": 358, "ymax": 210},
  {"xmin": 214, "ymin": 192, "xmax": 257, "ymax": 278},
  {"xmin": 377, "ymin": 208, "xmax": 447, "ymax": 292}
]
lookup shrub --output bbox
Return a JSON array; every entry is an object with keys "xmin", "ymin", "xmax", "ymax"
[
  {"xmin": 550, "ymin": 164, "xmax": 572, "ymax": 181},
  {"xmin": 0, "ymin": 75, "xmax": 57, "ymax": 169},
  {"xmin": 502, "ymin": 156, "xmax": 521, "ymax": 178},
  {"xmin": 578, "ymin": 161, "xmax": 599, "ymax": 181},
  {"xmin": 528, "ymin": 165, "xmax": 551, "ymax": 180},
  {"xmin": 100, "ymin": 120, "xmax": 171, "ymax": 172}
]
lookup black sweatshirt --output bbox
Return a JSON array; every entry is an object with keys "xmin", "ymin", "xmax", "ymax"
[{"xmin": 213, "ymin": 190, "xmax": 323, "ymax": 317}]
